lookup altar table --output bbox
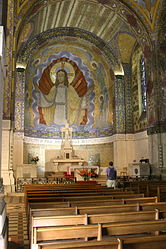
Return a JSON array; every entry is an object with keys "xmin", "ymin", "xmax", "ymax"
[{"xmin": 68, "ymin": 165, "xmax": 100, "ymax": 175}]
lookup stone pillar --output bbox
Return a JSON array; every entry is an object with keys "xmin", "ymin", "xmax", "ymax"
[
  {"xmin": 0, "ymin": 26, "xmax": 6, "ymax": 191},
  {"xmin": 145, "ymin": 32, "xmax": 166, "ymax": 178},
  {"xmin": 113, "ymin": 75, "xmax": 130, "ymax": 172},
  {"xmin": 1, "ymin": 0, "xmax": 15, "ymax": 193},
  {"xmin": 13, "ymin": 69, "xmax": 25, "ymax": 171},
  {"xmin": 113, "ymin": 75, "xmax": 125, "ymax": 134},
  {"xmin": 1, "ymin": 120, "xmax": 15, "ymax": 193},
  {"xmin": 122, "ymin": 63, "xmax": 134, "ymax": 133}
]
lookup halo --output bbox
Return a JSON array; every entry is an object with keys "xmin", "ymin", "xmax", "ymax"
[{"xmin": 50, "ymin": 61, "xmax": 75, "ymax": 84}]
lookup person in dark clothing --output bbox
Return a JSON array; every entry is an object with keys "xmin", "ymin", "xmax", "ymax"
[{"xmin": 106, "ymin": 161, "xmax": 117, "ymax": 188}]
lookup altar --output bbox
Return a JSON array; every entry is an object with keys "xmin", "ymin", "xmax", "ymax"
[
  {"xmin": 53, "ymin": 159, "xmax": 85, "ymax": 172},
  {"xmin": 68, "ymin": 165, "xmax": 100, "ymax": 175},
  {"xmin": 68, "ymin": 165, "xmax": 100, "ymax": 181},
  {"xmin": 48, "ymin": 123, "xmax": 88, "ymax": 174}
]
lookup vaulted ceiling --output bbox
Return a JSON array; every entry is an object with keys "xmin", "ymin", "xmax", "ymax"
[
  {"xmin": 14, "ymin": 0, "xmax": 163, "ymax": 66},
  {"xmin": 21, "ymin": 1, "xmax": 123, "ymax": 43}
]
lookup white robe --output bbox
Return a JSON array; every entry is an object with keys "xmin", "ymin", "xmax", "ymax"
[{"xmin": 37, "ymin": 84, "xmax": 86, "ymax": 126}]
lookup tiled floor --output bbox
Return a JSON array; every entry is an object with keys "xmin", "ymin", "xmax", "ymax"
[{"xmin": 4, "ymin": 195, "xmax": 29, "ymax": 249}]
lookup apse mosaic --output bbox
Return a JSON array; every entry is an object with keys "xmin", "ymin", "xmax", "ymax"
[{"xmin": 24, "ymin": 43, "xmax": 113, "ymax": 139}]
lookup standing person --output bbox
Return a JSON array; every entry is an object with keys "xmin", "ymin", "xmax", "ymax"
[{"xmin": 106, "ymin": 161, "xmax": 117, "ymax": 188}]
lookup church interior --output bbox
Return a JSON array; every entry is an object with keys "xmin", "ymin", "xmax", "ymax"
[{"xmin": 0, "ymin": 0, "xmax": 166, "ymax": 248}]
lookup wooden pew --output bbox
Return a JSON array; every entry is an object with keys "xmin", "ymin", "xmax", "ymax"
[
  {"xmin": 26, "ymin": 190, "xmax": 135, "ymax": 198},
  {"xmin": 30, "ymin": 205, "xmax": 166, "ymax": 247},
  {"xmin": 27, "ymin": 183, "xmax": 166, "ymax": 249},
  {"xmin": 124, "ymin": 180, "xmax": 166, "ymax": 201},
  {"xmin": 27, "ymin": 193, "xmax": 144, "ymax": 203},
  {"xmin": 31, "ymin": 208, "xmax": 166, "ymax": 240},
  {"xmin": 32, "ymin": 209, "xmax": 163, "ymax": 227},
  {"xmin": 32, "ymin": 220, "xmax": 166, "ymax": 248},
  {"xmin": 33, "ymin": 224, "xmax": 102, "ymax": 246},
  {"xmin": 69, "ymin": 196, "xmax": 158, "ymax": 206},
  {"xmin": 24, "ymin": 183, "xmax": 105, "ymax": 194},
  {"xmin": 29, "ymin": 196, "xmax": 158, "ymax": 210},
  {"xmin": 121, "ymin": 234, "xmax": 166, "ymax": 249},
  {"xmin": 78, "ymin": 201, "xmax": 166, "ymax": 214},
  {"xmin": 36, "ymin": 234, "xmax": 166, "ymax": 249},
  {"xmin": 157, "ymin": 186, "xmax": 166, "ymax": 202},
  {"xmin": 29, "ymin": 196, "xmax": 158, "ymax": 216},
  {"xmin": 26, "ymin": 192, "xmax": 145, "ymax": 219},
  {"xmin": 102, "ymin": 219, "xmax": 166, "ymax": 236},
  {"xmin": 29, "ymin": 201, "xmax": 166, "ymax": 219},
  {"xmin": 31, "ymin": 209, "xmax": 166, "ymax": 234}
]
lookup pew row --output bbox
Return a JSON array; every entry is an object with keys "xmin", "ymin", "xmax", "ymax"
[
  {"xmin": 31, "ymin": 209, "xmax": 166, "ymax": 229},
  {"xmin": 124, "ymin": 181, "xmax": 166, "ymax": 201},
  {"xmin": 36, "ymin": 234, "xmax": 166, "ymax": 249},
  {"xmin": 29, "ymin": 196, "xmax": 158, "ymax": 209},
  {"xmin": 30, "ymin": 200, "xmax": 166, "ymax": 219},
  {"xmin": 27, "ymin": 193, "xmax": 144, "ymax": 203},
  {"xmin": 31, "ymin": 220, "xmax": 166, "ymax": 248},
  {"xmin": 31, "ymin": 209, "xmax": 166, "ymax": 244}
]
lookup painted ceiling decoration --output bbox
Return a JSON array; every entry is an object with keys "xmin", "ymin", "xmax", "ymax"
[
  {"xmin": 17, "ymin": 27, "xmax": 121, "ymax": 71},
  {"xmin": 15, "ymin": 0, "xmax": 155, "ymax": 70},
  {"xmin": 15, "ymin": 0, "xmax": 152, "ymax": 51},
  {"xmin": 15, "ymin": 0, "xmax": 162, "ymax": 35}
]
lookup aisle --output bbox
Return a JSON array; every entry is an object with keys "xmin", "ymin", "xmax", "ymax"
[{"xmin": 4, "ymin": 195, "xmax": 29, "ymax": 249}]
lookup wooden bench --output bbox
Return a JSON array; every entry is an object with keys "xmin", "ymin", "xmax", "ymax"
[
  {"xmin": 36, "ymin": 234, "xmax": 166, "ymax": 249},
  {"xmin": 24, "ymin": 183, "xmax": 105, "ymax": 193},
  {"xmin": 31, "ymin": 208, "xmax": 166, "ymax": 242},
  {"xmin": 69, "ymin": 196, "xmax": 157, "ymax": 206},
  {"xmin": 30, "ymin": 203, "xmax": 166, "ymax": 247},
  {"xmin": 33, "ymin": 223, "xmax": 102, "ymax": 246},
  {"xmin": 26, "ymin": 183, "xmax": 166, "ymax": 249},
  {"xmin": 26, "ymin": 190, "xmax": 135, "ymax": 198},
  {"xmin": 29, "ymin": 201, "xmax": 166, "ymax": 222},
  {"xmin": 27, "ymin": 193, "xmax": 144, "ymax": 203},
  {"xmin": 31, "ymin": 220, "xmax": 166, "ymax": 248},
  {"xmin": 157, "ymin": 186, "xmax": 166, "ymax": 202},
  {"xmin": 29, "ymin": 196, "xmax": 158, "ymax": 210},
  {"xmin": 124, "ymin": 181, "xmax": 166, "ymax": 201},
  {"xmin": 25, "ymin": 184, "xmax": 126, "ymax": 209},
  {"xmin": 31, "ymin": 209, "xmax": 164, "ymax": 228}
]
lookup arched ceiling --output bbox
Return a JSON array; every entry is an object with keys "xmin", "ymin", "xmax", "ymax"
[
  {"xmin": 17, "ymin": 0, "xmax": 124, "ymax": 43},
  {"xmin": 16, "ymin": 0, "xmax": 151, "ymax": 68},
  {"xmin": 15, "ymin": 0, "xmax": 162, "ymax": 32},
  {"xmin": 14, "ymin": 0, "xmax": 164, "ymax": 71}
]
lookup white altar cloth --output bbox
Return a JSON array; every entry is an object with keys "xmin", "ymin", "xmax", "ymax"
[{"xmin": 68, "ymin": 165, "xmax": 99, "ymax": 175}]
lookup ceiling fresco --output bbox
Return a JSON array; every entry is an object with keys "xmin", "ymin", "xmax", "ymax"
[
  {"xmin": 15, "ymin": 0, "xmax": 154, "ymax": 72},
  {"xmin": 15, "ymin": 0, "xmax": 152, "ymax": 58},
  {"xmin": 15, "ymin": 0, "xmax": 163, "ymax": 34}
]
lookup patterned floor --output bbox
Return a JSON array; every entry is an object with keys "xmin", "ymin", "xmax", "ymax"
[{"xmin": 4, "ymin": 195, "xmax": 29, "ymax": 249}]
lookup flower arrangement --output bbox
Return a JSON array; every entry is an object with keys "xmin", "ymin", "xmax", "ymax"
[
  {"xmin": 77, "ymin": 169, "xmax": 92, "ymax": 181},
  {"xmin": 31, "ymin": 156, "xmax": 39, "ymax": 164}
]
